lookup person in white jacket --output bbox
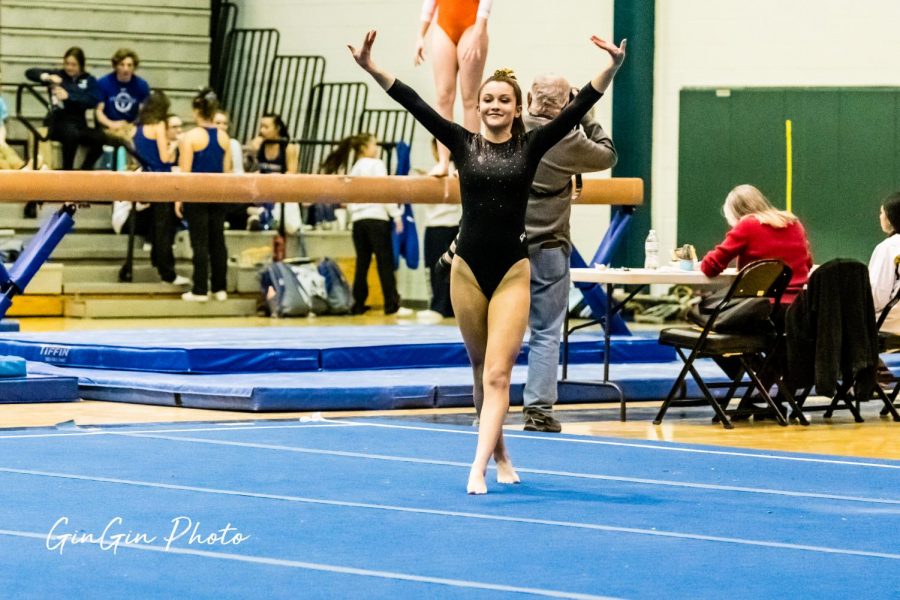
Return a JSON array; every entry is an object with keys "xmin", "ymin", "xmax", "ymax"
[
  {"xmin": 870, "ymin": 193, "xmax": 900, "ymax": 334},
  {"xmin": 321, "ymin": 134, "xmax": 410, "ymax": 316}
]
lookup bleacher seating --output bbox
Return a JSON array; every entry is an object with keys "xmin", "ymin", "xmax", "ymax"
[{"xmin": 0, "ymin": 0, "xmax": 421, "ymax": 317}]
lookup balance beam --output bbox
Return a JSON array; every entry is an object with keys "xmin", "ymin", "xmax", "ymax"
[{"xmin": 0, "ymin": 171, "xmax": 643, "ymax": 205}]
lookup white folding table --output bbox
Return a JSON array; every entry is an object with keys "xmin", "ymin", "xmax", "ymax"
[{"xmin": 564, "ymin": 267, "xmax": 737, "ymax": 420}]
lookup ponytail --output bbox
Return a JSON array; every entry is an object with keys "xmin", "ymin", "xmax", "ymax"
[
  {"xmin": 320, "ymin": 133, "xmax": 375, "ymax": 174},
  {"xmin": 192, "ymin": 87, "xmax": 219, "ymax": 121}
]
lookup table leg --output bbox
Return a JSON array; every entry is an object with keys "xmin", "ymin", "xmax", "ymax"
[
  {"xmin": 557, "ymin": 279, "xmax": 631, "ymax": 422},
  {"xmin": 604, "ymin": 283, "xmax": 613, "ymax": 383}
]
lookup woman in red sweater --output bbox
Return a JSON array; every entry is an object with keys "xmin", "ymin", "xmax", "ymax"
[{"xmin": 701, "ymin": 184, "xmax": 812, "ymax": 304}]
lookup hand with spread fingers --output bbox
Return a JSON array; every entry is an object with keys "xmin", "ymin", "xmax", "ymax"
[{"xmin": 348, "ymin": 30, "xmax": 396, "ymax": 91}]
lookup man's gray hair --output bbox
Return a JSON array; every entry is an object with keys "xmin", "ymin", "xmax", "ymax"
[{"xmin": 529, "ymin": 74, "xmax": 571, "ymax": 118}]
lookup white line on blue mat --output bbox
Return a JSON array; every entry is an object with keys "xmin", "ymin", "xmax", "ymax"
[
  {"xmin": 1, "ymin": 468, "xmax": 898, "ymax": 562},
  {"xmin": 322, "ymin": 419, "xmax": 900, "ymax": 470},
  {"xmin": 0, "ymin": 529, "xmax": 616, "ymax": 600},
  {"xmin": 0, "ymin": 421, "xmax": 358, "ymax": 440},
  {"xmin": 108, "ymin": 432, "xmax": 900, "ymax": 505},
  {"xmin": 3, "ymin": 417, "xmax": 897, "ymax": 470}
]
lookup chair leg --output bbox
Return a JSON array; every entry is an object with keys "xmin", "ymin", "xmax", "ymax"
[
  {"xmin": 712, "ymin": 363, "xmax": 747, "ymax": 424},
  {"xmin": 719, "ymin": 362, "xmax": 746, "ymax": 413},
  {"xmin": 684, "ymin": 360, "xmax": 734, "ymax": 429},
  {"xmin": 653, "ymin": 348, "xmax": 694, "ymax": 426},
  {"xmin": 880, "ymin": 380, "xmax": 900, "ymax": 417},
  {"xmin": 875, "ymin": 385, "xmax": 900, "ymax": 421},
  {"xmin": 792, "ymin": 386, "xmax": 812, "ymax": 418},
  {"xmin": 775, "ymin": 379, "xmax": 809, "ymax": 426},
  {"xmin": 740, "ymin": 357, "xmax": 788, "ymax": 426},
  {"xmin": 825, "ymin": 382, "xmax": 864, "ymax": 422},
  {"xmin": 728, "ymin": 373, "xmax": 762, "ymax": 421}
]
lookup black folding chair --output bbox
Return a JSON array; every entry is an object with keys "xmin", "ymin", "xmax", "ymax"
[
  {"xmin": 788, "ymin": 259, "xmax": 900, "ymax": 422},
  {"xmin": 874, "ymin": 278, "xmax": 900, "ymax": 418},
  {"xmin": 653, "ymin": 260, "xmax": 808, "ymax": 429}
]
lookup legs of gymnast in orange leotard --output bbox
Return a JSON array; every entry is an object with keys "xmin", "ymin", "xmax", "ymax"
[{"xmin": 415, "ymin": 0, "xmax": 490, "ymax": 175}]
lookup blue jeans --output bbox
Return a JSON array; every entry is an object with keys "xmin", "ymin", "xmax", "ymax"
[{"xmin": 523, "ymin": 244, "xmax": 570, "ymax": 413}]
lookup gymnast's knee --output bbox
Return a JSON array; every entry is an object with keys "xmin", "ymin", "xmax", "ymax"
[{"xmin": 483, "ymin": 365, "xmax": 511, "ymax": 392}]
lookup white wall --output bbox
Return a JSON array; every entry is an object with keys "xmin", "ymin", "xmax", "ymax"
[
  {"xmin": 237, "ymin": 0, "xmax": 900, "ymax": 295},
  {"xmin": 653, "ymin": 0, "xmax": 900, "ymax": 259},
  {"xmin": 235, "ymin": 0, "xmax": 616, "ymax": 299}
]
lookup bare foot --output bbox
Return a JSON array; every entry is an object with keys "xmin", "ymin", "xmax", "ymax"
[
  {"xmin": 467, "ymin": 466, "xmax": 487, "ymax": 495},
  {"xmin": 427, "ymin": 162, "xmax": 449, "ymax": 177},
  {"xmin": 495, "ymin": 458, "xmax": 520, "ymax": 484},
  {"xmin": 494, "ymin": 448, "xmax": 521, "ymax": 484}
]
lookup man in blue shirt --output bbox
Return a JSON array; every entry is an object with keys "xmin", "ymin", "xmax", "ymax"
[{"xmin": 96, "ymin": 48, "xmax": 150, "ymax": 140}]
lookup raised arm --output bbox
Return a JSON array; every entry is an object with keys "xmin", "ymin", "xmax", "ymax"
[
  {"xmin": 349, "ymin": 30, "xmax": 466, "ymax": 155},
  {"xmin": 529, "ymin": 36, "xmax": 626, "ymax": 156},
  {"xmin": 25, "ymin": 68, "xmax": 60, "ymax": 85}
]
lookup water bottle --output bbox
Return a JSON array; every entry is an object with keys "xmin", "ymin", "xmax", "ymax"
[
  {"xmin": 100, "ymin": 145, "xmax": 115, "ymax": 171},
  {"xmin": 644, "ymin": 229, "xmax": 660, "ymax": 270}
]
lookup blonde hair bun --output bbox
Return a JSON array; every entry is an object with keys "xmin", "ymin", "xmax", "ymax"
[{"xmin": 492, "ymin": 67, "xmax": 517, "ymax": 80}]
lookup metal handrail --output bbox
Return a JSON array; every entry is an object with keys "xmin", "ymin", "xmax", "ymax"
[{"xmin": 15, "ymin": 83, "xmax": 52, "ymax": 169}]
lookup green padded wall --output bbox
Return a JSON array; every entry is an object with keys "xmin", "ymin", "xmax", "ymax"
[{"xmin": 678, "ymin": 87, "xmax": 900, "ymax": 263}]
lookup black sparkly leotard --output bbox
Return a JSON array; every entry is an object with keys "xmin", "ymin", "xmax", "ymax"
[{"xmin": 387, "ymin": 79, "xmax": 602, "ymax": 298}]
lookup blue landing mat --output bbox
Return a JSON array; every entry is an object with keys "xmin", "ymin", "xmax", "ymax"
[
  {"xmin": 1, "ymin": 420, "xmax": 898, "ymax": 598},
  {"xmin": 0, "ymin": 326, "xmax": 673, "ymax": 374},
  {"xmin": 0, "ymin": 374, "xmax": 79, "ymax": 403},
  {"xmin": 27, "ymin": 360, "xmax": 730, "ymax": 411}
]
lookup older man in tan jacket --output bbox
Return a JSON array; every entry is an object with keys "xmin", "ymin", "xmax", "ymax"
[{"xmin": 522, "ymin": 74, "xmax": 617, "ymax": 432}]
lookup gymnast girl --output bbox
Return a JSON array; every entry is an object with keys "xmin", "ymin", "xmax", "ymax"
[
  {"xmin": 414, "ymin": 0, "xmax": 493, "ymax": 176},
  {"xmin": 349, "ymin": 29, "xmax": 626, "ymax": 494},
  {"xmin": 175, "ymin": 88, "xmax": 233, "ymax": 302}
]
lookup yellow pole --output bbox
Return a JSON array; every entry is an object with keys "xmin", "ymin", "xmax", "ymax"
[{"xmin": 785, "ymin": 119, "xmax": 793, "ymax": 212}]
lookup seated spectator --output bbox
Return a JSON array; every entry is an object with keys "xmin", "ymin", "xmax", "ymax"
[
  {"xmin": 250, "ymin": 113, "xmax": 299, "ymax": 174},
  {"xmin": 701, "ymin": 184, "xmax": 813, "ymax": 411},
  {"xmin": 249, "ymin": 113, "xmax": 299, "ymax": 230},
  {"xmin": 869, "ymin": 192, "xmax": 900, "ymax": 334},
  {"xmin": 166, "ymin": 114, "xmax": 183, "ymax": 169},
  {"xmin": 0, "ymin": 71, "xmax": 25, "ymax": 170},
  {"xmin": 213, "ymin": 109, "xmax": 245, "ymax": 174},
  {"xmin": 26, "ymin": 47, "xmax": 105, "ymax": 170},
  {"xmin": 701, "ymin": 184, "xmax": 813, "ymax": 306},
  {"xmin": 96, "ymin": 48, "xmax": 150, "ymax": 143}
]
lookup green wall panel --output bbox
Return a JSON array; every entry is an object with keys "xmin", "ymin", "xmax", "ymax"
[
  {"xmin": 836, "ymin": 91, "xmax": 896, "ymax": 260},
  {"xmin": 727, "ymin": 90, "xmax": 786, "ymax": 208},
  {"xmin": 679, "ymin": 87, "xmax": 900, "ymax": 264},
  {"xmin": 677, "ymin": 89, "xmax": 732, "ymax": 254},
  {"xmin": 785, "ymin": 90, "xmax": 841, "ymax": 262}
]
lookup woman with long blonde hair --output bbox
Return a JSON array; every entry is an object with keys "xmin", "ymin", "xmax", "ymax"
[{"xmin": 702, "ymin": 184, "xmax": 813, "ymax": 304}]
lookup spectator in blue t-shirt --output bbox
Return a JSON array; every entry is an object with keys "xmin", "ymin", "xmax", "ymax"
[{"xmin": 96, "ymin": 48, "xmax": 150, "ymax": 142}]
